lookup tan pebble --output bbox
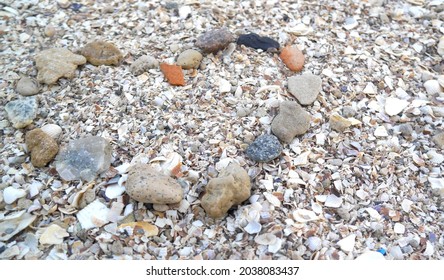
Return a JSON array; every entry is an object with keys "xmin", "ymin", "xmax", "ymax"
[
  {"xmin": 80, "ymin": 40, "xmax": 123, "ymax": 66},
  {"xmin": 44, "ymin": 25, "xmax": 56, "ymax": 37},
  {"xmin": 25, "ymin": 128, "xmax": 59, "ymax": 167}
]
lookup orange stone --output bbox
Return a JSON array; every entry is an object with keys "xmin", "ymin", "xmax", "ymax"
[
  {"xmin": 280, "ymin": 45, "xmax": 305, "ymax": 72},
  {"xmin": 160, "ymin": 63, "xmax": 185, "ymax": 86}
]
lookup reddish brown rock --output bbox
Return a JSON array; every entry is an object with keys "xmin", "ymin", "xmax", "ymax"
[
  {"xmin": 280, "ymin": 45, "xmax": 304, "ymax": 72},
  {"xmin": 160, "ymin": 63, "xmax": 185, "ymax": 86}
]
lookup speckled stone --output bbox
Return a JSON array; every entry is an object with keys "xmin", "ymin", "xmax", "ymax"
[
  {"xmin": 287, "ymin": 73, "xmax": 322, "ymax": 105},
  {"xmin": 80, "ymin": 40, "xmax": 123, "ymax": 66},
  {"xmin": 130, "ymin": 55, "xmax": 159, "ymax": 75},
  {"xmin": 25, "ymin": 129, "xmax": 59, "ymax": 167},
  {"xmin": 5, "ymin": 97, "xmax": 38, "ymax": 128},
  {"xmin": 195, "ymin": 27, "xmax": 235, "ymax": 53},
  {"xmin": 271, "ymin": 101, "xmax": 311, "ymax": 143},
  {"xmin": 125, "ymin": 163, "xmax": 183, "ymax": 204},
  {"xmin": 246, "ymin": 134, "xmax": 283, "ymax": 162}
]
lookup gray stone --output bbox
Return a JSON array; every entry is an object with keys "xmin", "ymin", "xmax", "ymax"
[
  {"xmin": 398, "ymin": 123, "xmax": 414, "ymax": 139},
  {"xmin": 176, "ymin": 49, "xmax": 203, "ymax": 69},
  {"xmin": 130, "ymin": 55, "xmax": 159, "ymax": 75},
  {"xmin": 5, "ymin": 97, "xmax": 38, "ymax": 128},
  {"xmin": 433, "ymin": 132, "xmax": 444, "ymax": 149},
  {"xmin": 55, "ymin": 136, "xmax": 112, "ymax": 181},
  {"xmin": 342, "ymin": 106, "xmax": 356, "ymax": 118},
  {"xmin": 271, "ymin": 101, "xmax": 310, "ymax": 143},
  {"xmin": 287, "ymin": 73, "xmax": 322, "ymax": 105},
  {"xmin": 195, "ymin": 27, "xmax": 235, "ymax": 53},
  {"xmin": 246, "ymin": 134, "xmax": 282, "ymax": 162},
  {"xmin": 16, "ymin": 76, "xmax": 39, "ymax": 96}
]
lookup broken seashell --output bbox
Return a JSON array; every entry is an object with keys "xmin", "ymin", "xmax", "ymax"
[
  {"xmin": 393, "ymin": 223, "xmax": 405, "ymax": 234},
  {"xmin": 105, "ymin": 184, "xmax": 125, "ymax": 199},
  {"xmin": 337, "ymin": 234, "xmax": 356, "ymax": 252},
  {"xmin": 263, "ymin": 192, "xmax": 281, "ymax": 207},
  {"xmin": 355, "ymin": 251, "xmax": 385, "ymax": 260},
  {"xmin": 244, "ymin": 220, "xmax": 261, "ymax": 234},
  {"xmin": 254, "ymin": 233, "xmax": 277, "ymax": 245},
  {"xmin": 177, "ymin": 199, "xmax": 190, "ymax": 213},
  {"xmin": 68, "ymin": 183, "xmax": 94, "ymax": 208},
  {"xmin": 306, "ymin": 236, "xmax": 322, "ymax": 251},
  {"xmin": 401, "ymin": 199, "xmax": 413, "ymax": 212},
  {"xmin": 428, "ymin": 177, "xmax": 444, "ymax": 197},
  {"xmin": 3, "ymin": 187, "xmax": 27, "ymax": 204},
  {"xmin": 385, "ymin": 97, "xmax": 409, "ymax": 116},
  {"xmin": 39, "ymin": 224, "xmax": 69, "ymax": 245},
  {"xmin": 118, "ymin": 221, "xmax": 158, "ymax": 237},
  {"xmin": 0, "ymin": 211, "xmax": 37, "ymax": 241},
  {"xmin": 76, "ymin": 199, "xmax": 110, "ymax": 230},
  {"xmin": 324, "ymin": 194, "xmax": 342, "ymax": 208},
  {"xmin": 268, "ymin": 238, "xmax": 282, "ymax": 253},
  {"xmin": 293, "ymin": 209, "xmax": 320, "ymax": 223},
  {"xmin": 423, "ymin": 79, "xmax": 442, "ymax": 95},
  {"xmin": 40, "ymin": 124, "xmax": 62, "ymax": 139}
]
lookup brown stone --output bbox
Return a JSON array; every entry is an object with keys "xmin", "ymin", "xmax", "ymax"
[
  {"xmin": 160, "ymin": 63, "xmax": 185, "ymax": 86},
  {"xmin": 80, "ymin": 40, "xmax": 123, "ymax": 66},
  {"xmin": 25, "ymin": 129, "xmax": 59, "ymax": 167},
  {"xmin": 280, "ymin": 45, "xmax": 304, "ymax": 72}
]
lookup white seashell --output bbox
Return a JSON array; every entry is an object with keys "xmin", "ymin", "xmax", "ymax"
[
  {"xmin": 29, "ymin": 181, "xmax": 43, "ymax": 198},
  {"xmin": 108, "ymin": 94, "xmax": 121, "ymax": 106},
  {"xmin": 423, "ymin": 241, "xmax": 434, "ymax": 257},
  {"xmin": 363, "ymin": 82, "xmax": 377, "ymax": 94},
  {"xmin": 0, "ymin": 211, "xmax": 37, "ymax": 242},
  {"xmin": 219, "ymin": 78, "xmax": 231, "ymax": 93},
  {"xmin": 438, "ymin": 36, "xmax": 444, "ymax": 57},
  {"xmin": 68, "ymin": 183, "xmax": 93, "ymax": 208},
  {"xmin": 159, "ymin": 152, "xmax": 183, "ymax": 177},
  {"xmin": 267, "ymin": 238, "xmax": 282, "ymax": 253},
  {"xmin": 215, "ymin": 158, "xmax": 236, "ymax": 172},
  {"xmin": 293, "ymin": 209, "xmax": 320, "ymax": 223},
  {"xmin": 385, "ymin": 97, "xmax": 409, "ymax": 116},
  {"xmin": 3, "ymin": 187, "xmax": 26, "ymax": 204},
  {"xmin": 114, "ymin": 163, "xmax": 131, "ymax": 174},
  {"xmin": 394, "ymin": 223, "xmax": 405, "ymax": 234},
  {"xmin": 389, "ymin": 246, "xmax": 404, "ymax": 260},
  {"xmin": 428, "ymin": 177, "xmax": 444, "ymax": 197},
  {"xmin": 76, "ymin": 199, "xmax": 110, "ymax": 230},
  {"xmin": 423, "ymin": 79, "xmax": 442, "ymax": 95},
  {"xmin": 365, "ymin": 207, "xmax": 382, "ymax": 221},
  {"xmin": 285, "ymin": 23, "xmax": 312, "ymax": 35},
  {"xmin": 263, "ymin": 192, "xmax": 281, "ymax": 207},
  {"xmin": 337, "ymin": 234, "xmax": 356, "ymax": 252},
  {"xmin": 177, "ymin": 199, "xmax": 190, "ymax": 213},
  {"xmin": 427, "ymin": 150, "xmax": 444, "ymax": 164},
  {"xmin": 244, "ymin": 220, "xmax": 261, "ymax": 234},
  {"xmin": 39, "ymin": 224, "xmax": 69, "ymax": 245},
  {"xmin": 306, "ymin": 236, "xmax": 322, "ymax": 251},
  {"xmin": 355, "ymin": 251, "xmax": 385, "ymax": 260},
  {"xmin": 293, "ymin": 151, "xmax": 310, "ymax": 166},
  {"xmin": 40, "ymin": 124, "xmax": 62, "ymax": 139},
  {"xmin": 401, "ymin": 199, "xmax": 413, "ymax": 212},
  {"xmin": 374, "ymin": 125, "xmax": 388, "ymax": 137},
  {"xmin": 107, "ymin": 202, "xmax": 124, "ymax": 223},
  {"xmin": 105, "ymin": 184, "xmax": 126, "ymax": 199},
  {"xmin": 254, "ymin": 233, "xmax": 277, "ymax": 245},
  {"xmin": 324, "ymin": 194, "xmax": 342, "ymax": 208}
]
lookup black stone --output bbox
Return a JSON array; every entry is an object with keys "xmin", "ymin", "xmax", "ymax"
[
  {"xmin": 246, "ymin": 134, "xmax": 283, "ymax": 162},
  {"xmin": 237, "ymin": 33, "xmax": 280, "ymax": 51}
]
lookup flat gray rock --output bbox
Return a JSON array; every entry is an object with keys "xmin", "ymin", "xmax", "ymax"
[
  {"xmin": 246, "ymin": 134, "xmax": 282, "ymax": 162},
  {"xmin": 288, "ymin": 73, "xmax": 322, "ymax": 105},
  {"xmin": 55, "ymin": 136, "xmax": 112, "ymax": 181},
  {"xmin": 5, "ymin": 97, "xmax": 38, "ymax": 128},
  {"xmin": 271, "ymin": 101, "xmax": 311, "ymax": 143}
]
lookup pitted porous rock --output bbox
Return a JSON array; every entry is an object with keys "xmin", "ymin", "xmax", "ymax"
[
  {"xmin": 81, "ymin": 40, "xmax": 123, "ymax": 66},
  {"xmin": 25, "ymin": 128, "xmax": 59, "ymax": 167}
]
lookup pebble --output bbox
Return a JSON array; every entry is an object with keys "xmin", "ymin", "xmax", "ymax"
[
  {"xmin": 423, "ymin": 79, "xmax": 442, "ymax": 95},
  {"xmin": 130, "ymin": 55, "xmax": 159, "ymax": 75},
  {"xmin": 80, "ymin": 40, "xmax": 123, "ymax": 66},
  {"xmin": 329, "ymin": 114, "xmax": 352, "ymax": 132},
  {"xmin": 55, "ymin": 136, "xmax": 112, "ymax": 181},
  {"xmin": 201, "ymin": 162, "xmax": 250, "ymax": 219},
  {"xmin": 110, "ymin": 240, "xmax": 124, "ymax": 256},
  {"xmin": 25, "ymin": 129, "xmax": 59, "ymax": 168},
  {"xmin": 16, "ymin": 76, "xmax": 39, "ymax": 96},
  {"xmin": 160, "ymin": 63, "xmax": 185, "ymax": 86},
  {"xmin": 342, "ymin": 106, "xmax": 356, "ymax": 118},
  {"xmin": 39, "ymin": 224, "xmax": 69, "ymax": 245},
  {"xmin": 5, "ymin": 97, "xmax": 38, "ymax": 129},
  {"xmin": 237, "ymin": 33, "xmax": 280, "ymax": 51},
  {"xmin": 125, "ymin": 163, "xmax": 183, "ymax": 204},
  {"xmin": 176, "ymin": 49, "xmax": 203, "ymax": 69},
  {"xmin": 35, "ymin": 48, "xmax": 86, "ymax": 84},
  {"xmin": 44, "ymin": 24, "xmax": 56, "ymax": 37},
  {"xmin": 57, "ymin": 0, "xmax": 71, "ymax": 8},
  {"xmin": 195, "ymin": 27, "xmax": 235, "ymax": 53},
  {"xmin": 432, "ymin": 132, "xmax": 444, "ymax": 149},
  {"xmin": 398, "ymin": 123, "xmax": 414, "ymax": 139},
  {"xmin": 385, "ymin": 97, "xmax": 409, "ymax": 116},
  {"xmin": 246, "ymin": 134, "xmax": 283, "ymax": 162},
  {"xmin": 271, "ymin": 101, "xmax": 311, "ymax": 143},
  {"xmin": 287, "ymin": 73, "xmax": 322, "ymax": 105},
  {"xmin": 3, "ymin": 187, "xmax": 27, "ymax": 204},
  {"xmin": 279, "ymin": 45, "xmax": 304, "ymax": 72}
]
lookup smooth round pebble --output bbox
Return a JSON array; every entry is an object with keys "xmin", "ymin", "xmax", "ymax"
[{"xmin": 16, "ymin": 76, "xmax": 39, "ymax": 96}]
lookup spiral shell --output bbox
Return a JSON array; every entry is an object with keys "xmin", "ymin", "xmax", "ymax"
[
  {"xmin": 424, "ymin": 79, "xmax": 442, "ymax": 95},
  {"xmin": 40, "ymin": 124, "xmax": 62, "ymax": 139}
]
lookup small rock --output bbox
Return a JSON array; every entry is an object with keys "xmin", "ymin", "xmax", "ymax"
[
  {"xmin": 280, "ymin": 45, "xmax": 304, "ymax": 72},
  {"xmin": 237, "ymin": 33, "xmax": 280, "ymax": 51},
  {"xmin": 39, "ymin": 224, "xmax": 69, "ymax": 245},
  {"xmin": 385, "ymin": 97, "xmax": 409, "ymax": 116},
  {"xmin": 176, "ymin": 49, "xmax": 203, "ymax": 69},
  {"xmin": 130, "ymin": 55, "xmax": 159, "ymax": 75},
  {"xmin": 271, "ymin": 101, "xmax": 310, "ymax": 143},
  {"xmin": 160, "ymin": 63, "xmax": 185, "ymax": 86},
  {"xmin": 246, "ymin": 134, "xmax": 283, "ymax": 162},
  {"xmin": 25, "ymin": 129, "xmax": 59, "ymax": 168},
  {"xmin": 80, "ymin": 40, "xmax": 123, "ymax": 66},
  {"xmin": 3, "ymin": 187, "xmax": 26, "ymax": 204},
  {"xmin": 44, "ymin": 24, "xmax": 56, "ymax": 37},
  {"xmin": 111, "ymin": 240, "xmax": 124, "ymax": 255},
  {"xmin": 195, "ymin": 27, "xmax": 235, "ymax": 53},
  {"xmin": 398, "ymin": 123, "xmax": 414, "ymax": 138},
  {"xmin": 5, "ymin": 97, "xmax": 38, "ymax": 129},
  {"xmin": 35, "ymin": 48, "xmax": 86, "ymax": 84},
  {"xmin": 428, "ymin": 177, "xmax": 444, "ymax": 198},
  {"xmin": 287, "ymin": 73, "xmax": 322, "ymax": 105},
  {"xmin": 125, "ymin": 163, "xmax": 183, "ymax": 204},
  {"xmin": 57, "ymin": 0, "xmax": 71, "ymax": 8},
  {"xmin": 201, "ymin": 162, "xmax": 250, "ymax": 219},
  {"xmin": 433, "ymin": 132, "xmax": 444, "ymax": 149},
  {"xmin": 55, "ymin": 136, "xmax": 112, "ymax": 181},
  {"xmin": 342, "ymin": 106, "xmax": 356, "ymax": 118},
  {"xmin": 329, "ymin": 114, "xmax": 352, "ymax": 132},
  {"xmin": 16, "ymin": 76, "xmax": 39, "ymax": 96},
  {"xmin": 164, "ymin": 2, "xmax": 178, "ymax": 10}
]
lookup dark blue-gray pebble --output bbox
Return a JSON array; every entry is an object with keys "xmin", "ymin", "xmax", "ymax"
[
  {"xmin": 246, "ymin": 134, "xmax": 283, "ymax": 162},
  {"xmin": 237, "ymin": 33, "xmax": 280, "ymax": 51}
]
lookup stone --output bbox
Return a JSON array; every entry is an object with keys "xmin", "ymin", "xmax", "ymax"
[
  {"xmin": 39, "ymin": 224, "xmax": 69, "ymax": 245},
  {"xmin": 246, "ymin": 134, "xmax": 283, "ymax": 162},
  {"xmin": 287, "ymin": 73, "xmax": 322, "ymax": 105},
  {"xmin": 433, "ymin": 132, "xmax": 444, "ymax": 149},
  {"xmin": 385, "ymin": 97, "xmax": 409, "ymax": 116},
  {"xmin": 271, "ymin": 101, "xmax": 311, "ymax": 143},
  {"xmin": 16, "ymin": 76, "xmax": 39, "ymax": 96},
  {"xmin": 160, "ymin": 63, "xmax": 185, "ymax": 86},
  {"xmin": 55, "ymin": 136, "xmax": 112, "ymax": 181},
  {"xmin": 201, "ymin": 162, "xmax": 250, "ymax": 219},
  {"xmin": 35, "ymin": 48, "xmax": 86, "ymax": 84},
  {"xmin": 125, "ymin": 163, "xmax": 183, "ymax": 204},
  {"xmin": 195, "ymin": 27, "xmax": 235, "ymax": 53},
  {"xmin": 176, "ymin": 49, "xmax": 203, "ymax": 69},
  {"xmin": 5, "ymin": 97, "xmax": 38, "ymax": 128},
  {"xmin": 398, "ymin": 123, "xmax": 414, "ymax": 138},
  {"xmin": 130, "ymin": 55, "xmax": 159, "ymax": 75},
  {"xmin": 80, "ymin": 40, "xmax": 123, "ymax": 66},
  {"xmin": 329, "ymin": 113, "xmax": 352, "ymax": 132},
  {"xmin": 237, "ymin": 33, "xmax": 280, "ymax": 51},
  {"xmin": 342, "ymin": 106, "xmax": 356, "ymax": 118},
  {"xmin": 57, "ymin": 0, "xmax": 70, "ymax": 8},
  {"xmin": 44, "ymin": 24, "xmax": 56, "ymax": 37},
  {"xmin": 280, "ymin": 45, "xmax": 304, "ymax": 72},
  {"xmin": 25, "ymin": 129, "xmax": 59, "ymax": 168}
]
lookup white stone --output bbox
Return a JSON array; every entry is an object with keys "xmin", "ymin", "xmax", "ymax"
[
  {"xmin": 337, "ymin": 234, "xmax": 356, "ymax": 252},
  {"xmin": 385, "ymin": 97, "xmax": 409, "ymax": 116},
  {"xmin": 394, "ymin": 223, "xmax": 405, "ymax": 234},
  {"xmin": 105, "ymin": 184, "xmax": 126, "ymax": 199},
  {"xmin": 3, "ymin": 187, "xmax": 26, "ymax": 204}
]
